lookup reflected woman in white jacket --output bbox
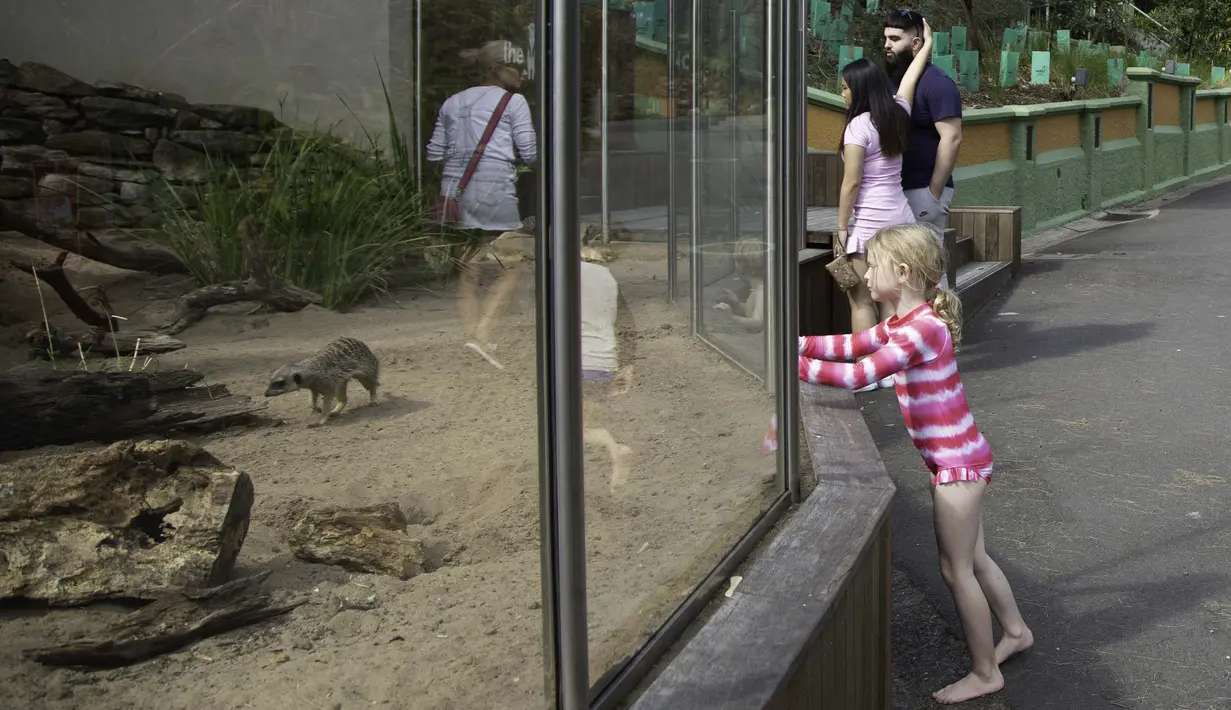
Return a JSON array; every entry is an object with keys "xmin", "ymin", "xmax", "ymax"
[
  {"xmin": 427, "ymin": 39, "xmax": 537, "ymax": 231},
  {"xmin": 429, "ymin": 40, "xmax": 538, "ymax": 357}
]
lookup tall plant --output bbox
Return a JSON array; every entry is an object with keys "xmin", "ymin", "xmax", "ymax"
[{"xmin": 156, "ymin": 126, "xmax": 432, "ymax": 310}]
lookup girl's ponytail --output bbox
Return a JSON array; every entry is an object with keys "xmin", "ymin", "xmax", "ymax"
[{"xmin": 930, "ymin": 287, "xmax": 963, "ymax": 349}]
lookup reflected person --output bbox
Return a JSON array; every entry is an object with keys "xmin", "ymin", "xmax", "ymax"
[
  {"xmin": 426, "ymin": 39, "xmax": 537, "ymax": 361},
  {"xmin": 712, "ymin": 237, "xmax": 765, "ymax": 333},
  {"xmin": 581, "ymin": 249, "xmax": 637, "ymax": 491}
]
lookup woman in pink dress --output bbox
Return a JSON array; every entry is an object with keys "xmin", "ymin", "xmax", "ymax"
[{"xmin": 836, "ymin": 20, "xmax": 934, "ymax": 360}]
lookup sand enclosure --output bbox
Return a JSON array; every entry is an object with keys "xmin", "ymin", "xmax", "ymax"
[{"xmin": 0, "ymin": 235, "xmax": 781, "ymax": 710}]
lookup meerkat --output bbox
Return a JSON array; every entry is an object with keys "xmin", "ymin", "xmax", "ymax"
[{"xmin": 264, "ymin": 337, "xmax": 380, "ymax": 426}]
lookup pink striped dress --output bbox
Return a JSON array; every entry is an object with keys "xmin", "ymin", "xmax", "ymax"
[{"xmin": 798, "ymin": 303, "xmax": 994, "ymax": 484}]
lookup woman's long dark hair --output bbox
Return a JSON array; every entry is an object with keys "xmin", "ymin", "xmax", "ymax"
[{"xmin": 839, "ymin": 58, "xmax": 910, "ymax": 157}]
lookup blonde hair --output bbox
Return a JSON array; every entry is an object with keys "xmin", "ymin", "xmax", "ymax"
[
  {"xmin": 732, "ymin": 237, "xmax": 766, "ymax": 280},
  {"xmin": 460, "ymin": 40, "xmax": 515, "ymax": 75},
  {"xmin": 866, "ymin": 223, "xmax": 964, "ymax": 347}
]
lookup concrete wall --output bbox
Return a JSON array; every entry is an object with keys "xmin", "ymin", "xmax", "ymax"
[{"xmin": 0, "ymin": 0, "xmax": 406, "ymax": 139}]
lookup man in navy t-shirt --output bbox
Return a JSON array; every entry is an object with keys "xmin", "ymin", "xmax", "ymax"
[{"xmin": 883, "ymin": 9, "xmax": 964, "ymax": 232}]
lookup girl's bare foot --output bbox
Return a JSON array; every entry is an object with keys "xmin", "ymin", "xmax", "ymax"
[
  {"xmin": 932, "ymin": 669, "xmax": 1004, "ymax": 705},
  {"xmin": 995, "ymin": 625, "xmax": 1034, "ymax": 665}
]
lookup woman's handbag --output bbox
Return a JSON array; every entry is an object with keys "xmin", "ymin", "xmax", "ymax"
[
  {"xmin": 435, "ymin": 91, "xmax": 515, "ymax": 225},
  {"xmin": 825, "ymin": 234, "xmax": 862, "ymax": 292}
]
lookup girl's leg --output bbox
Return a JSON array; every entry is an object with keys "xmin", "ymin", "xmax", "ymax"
[
  {"xmin": 457, "ymin": 255, "xmax": 482, "ymax": 337},
  {"xmin": 846, "ymin": 256, "xmax": 891, "ymax": 389},
  {"xmin": 583, "ymin": 398, "xmax": 632, "ymax": 491},
  {"xmin": 473, "ymin": 263, "xmax": 523, "ymax": 346},
  {"xmin": 973, "ymin": 521, "xmax": 1034, "ymax": 664},
  {"xmin": 846, "ymin": 255, "xmax": 878, "ymax": 334},
  {"xmin": 931, "ymin": 480, "xmax": 1005, "ymax": 704}
]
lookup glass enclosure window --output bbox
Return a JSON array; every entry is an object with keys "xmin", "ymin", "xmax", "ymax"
[
  {"xmin": 0, "ymin": 3, "xmax": 544, "ymax": 710},
  {"xmin": 578, "ymin": 0, "xmax": 784, "ymax": 691},
  {"xmin": 0, "ymin": 0, "xmax": 795, "ymax": 706}
]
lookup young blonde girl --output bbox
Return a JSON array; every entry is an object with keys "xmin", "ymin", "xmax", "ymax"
[
  {"xmin": 713, "ymin": 237, "xmax": 766, "ymax": 332},
  {"xmin": 798, "ymin": 224, "xmax": 1033, "ymax": 705}
]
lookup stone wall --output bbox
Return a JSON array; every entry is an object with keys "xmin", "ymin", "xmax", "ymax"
[{"xmin": 0, "ymin": 59, "xmax": 281, "ymax": 235}]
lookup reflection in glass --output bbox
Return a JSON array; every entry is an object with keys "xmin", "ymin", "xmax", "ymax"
[
  {"xmin": 579, "ymin": 0, "xmax": 784, "ymax": 692},
  {"xmin": 0, "ymin": 3, "xmax": 545, "ymax": 710}
]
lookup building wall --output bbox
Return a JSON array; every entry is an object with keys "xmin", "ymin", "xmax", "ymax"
[
  {"xmin": 1154, "ymin": 83, "xmax": 1181, "ymax": 126},
  {"xmin": 0, "ymin": 0, "xmax": 400, "ymax": 138}
]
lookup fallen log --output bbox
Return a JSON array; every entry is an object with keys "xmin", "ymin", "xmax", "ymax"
[
  {"xmin": 0, "ymin": 366, "xmax": 265, "ymax": 452},
  {"xmin": 26, "ymin": 325, "xmax": 187, "ymax": 361},
  {"xmin": 0, "ymin": 202, "xmax": 186, "ymax": 274},
  {"xmin": 0, "ymin": 439, "xmax": 256, "ymax": 605},
  {"xmin": 161, "ymin": 216, "xmax": 322, "ymax": 335},
  {"xmin": 9, "ymin": 251, "xmax": 119, "ymax": 329},
  {"xmin": 24, "ymin": 571, "xmax": 305, "ymax": 669}
]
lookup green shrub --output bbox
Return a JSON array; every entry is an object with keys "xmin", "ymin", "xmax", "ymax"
[{"xmin": 156, "ymin": 127, "xmax": 433, "ymax": 310}]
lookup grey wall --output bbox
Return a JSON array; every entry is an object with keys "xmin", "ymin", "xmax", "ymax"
[{"xmin": 0, "ymin": 0, "xmax": 410, "ymax": 140}]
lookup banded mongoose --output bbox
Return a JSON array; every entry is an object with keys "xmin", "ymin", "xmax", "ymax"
[{"xmin": 264, "ymin": 337, "xmax": 379, "ymax": 425}]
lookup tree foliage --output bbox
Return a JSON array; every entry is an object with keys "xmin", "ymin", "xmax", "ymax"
[{"xmin": 1148, "ymin": 0, "xmax": 1231, "ymax": 61}]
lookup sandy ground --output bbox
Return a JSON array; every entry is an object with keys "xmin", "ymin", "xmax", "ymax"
[{"xmin": 0, "ymin": 234, "xmax": 780, "ymax": 710}]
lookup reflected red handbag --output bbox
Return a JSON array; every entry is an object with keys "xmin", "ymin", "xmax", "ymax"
[{"xmin": 435, "ymin": 91, "xmax": 514, "ymax": 225}]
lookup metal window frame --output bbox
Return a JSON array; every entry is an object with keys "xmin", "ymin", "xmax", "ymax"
[
  {"xmin": 536, "ymin": 0, "xmax": 805, "ymax": 704},
  {"xmin": 536, "ymin": 0, "xmax": 589, "ymax": 707}
]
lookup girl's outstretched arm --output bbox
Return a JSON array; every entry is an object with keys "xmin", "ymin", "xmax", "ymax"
[
  {"xmin": 799, "ymin": 321, "xmax": 939, "ymax": 389},
  {"xmin": 799, "ymin": 320, "xmax": 891, "ymax": 360},
  {"xmin": 895, "ymin": 19, "xmax": 934, "ymax": 109}
]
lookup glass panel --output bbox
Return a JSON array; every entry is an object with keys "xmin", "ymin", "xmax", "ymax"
[
  {"xmin": 693, "ymin": 0, "xmax": 770, "ymax": 376},
  {"xmin": 0, "ymin": 3, "xmax": 544, "ymax": 709},
  {"xmin": 580, "ymin": 0, "xmax": 783, "ymax": 690}
]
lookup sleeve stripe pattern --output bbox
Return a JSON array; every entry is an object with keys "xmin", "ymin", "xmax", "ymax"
[{"xmin": 799, "ymin": 304, "xmax": 992, "ymax": 475}]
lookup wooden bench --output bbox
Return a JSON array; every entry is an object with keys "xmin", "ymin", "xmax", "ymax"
[{"xmin": 948, "ymin": 206, "xmax": 1023, "ymax": 274}]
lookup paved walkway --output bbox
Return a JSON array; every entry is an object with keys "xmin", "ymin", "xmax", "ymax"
[{"xmin": 876, "ymin": 178, "xmax": 1231, "ymax": 709}]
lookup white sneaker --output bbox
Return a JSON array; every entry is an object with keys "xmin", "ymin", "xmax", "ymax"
[
  {"xmin": 856, "ymin": 382, "xmax": 878, "ymax": 393},
  {"xmin": 878, "ymin": 377, "xmax": 894, "ymax": 389}
]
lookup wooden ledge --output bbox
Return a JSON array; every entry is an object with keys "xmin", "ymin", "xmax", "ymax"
[{"xmin": 630, "ymin": 383, "xmax": 896, "ymax": 710}]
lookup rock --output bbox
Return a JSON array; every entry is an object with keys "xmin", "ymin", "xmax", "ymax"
[
  {"xmin": 169, "ymin": 130, "xmax": 268, "ymax": 157},
  {"xmin": 0, "ymin": 175, "xmax": 33, "ymax": 199},
  {"xmin": 46, "ymin": 130, "xmax": 152, "ymax": 158},
  {"xmin": 38, "ymin": 173, "xmax": 118, "ymax": 206},
  {"xmin": 0, "ymin": 59, "xmax": 16, "ymax": 88},
  {"xmin": 12, "ymin": 62, "xmax": 94, "ymax": 97},
  {"xmin": 76, "ymin": 203, "xmax": 140, "ymax": 229},
  {"xmin": 78, "ymin": 161, "xmax": 156, "ymax": 183},
  {"xmin": 118, "ymin": 181, "xmax": 152, "ymax": 204},
  {"xmin": 0, "ymin": 117, "xmax": 46, "ymax": 144},
  {"xmin": 1, "ymin": 145, "xmax": 79, "ymax": 175},
  {"xmin": 192, "ymin": 104, "xmax": 281, "ymax": 131},
  {"xmin": 93, "ymin": 80, "xmax": 161, "ymax": 103},
  {"xmin": 39, "ymin": 171, "xmax": 117, "ymax": 195},
  {"xmin": 156, "ymin": 93, "xmax": 190, "ymax": 111},
  {"xmin": 80, "ymin": 96, "xmax": 177, "ymax": 130},
  {"xmin": 0, "ymin": 439, "xmax": 254, "ymax": 604},
  {"xmin": 173, "ymin": 111, "xmax": 202, "ymax": 130},
  {"xmin": 287, "ymin": 502, "xmax": 426, "ymax": 580},
  {"xmin": 153, "ymin": 139, "xmax": 212, "ymax": 182},
  {"xmin": 41, "ymin": 120, "xmax": 72, "ymax": 138},
  {"xmin": 0, "ymin": 90, "xmax": 80, "ymax": 121}
]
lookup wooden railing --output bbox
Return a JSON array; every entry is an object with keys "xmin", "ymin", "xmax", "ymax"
[{"xmin": 629, "ymin": 383, "xmax": 895, "ymax": 710}]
